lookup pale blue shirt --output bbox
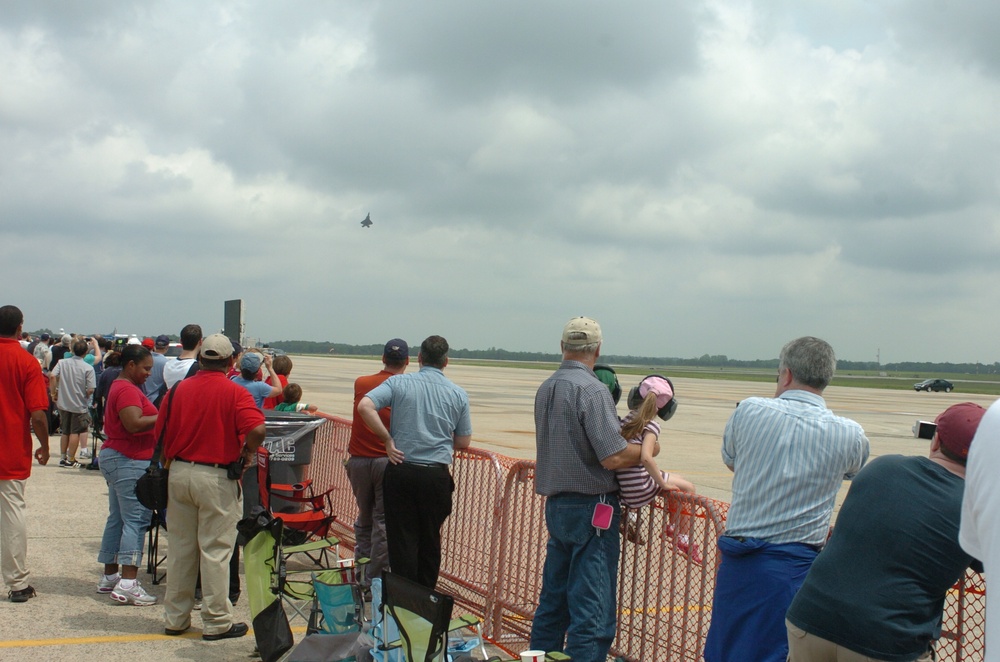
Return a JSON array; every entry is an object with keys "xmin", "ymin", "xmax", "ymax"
[
  {"xmin": 722, "ymin": 390, "xmax": 870, "ymax": 546},
  {"xmin": 366, "ymin": 366, "xmax": 472, "ymax": 465},
  {"xmin": 143, "ymin": 352, "xmax": 168, "ymax": 402},
  {"xmin": 231, "ymin": 376, "xmax": 272, "ymax": 408}
]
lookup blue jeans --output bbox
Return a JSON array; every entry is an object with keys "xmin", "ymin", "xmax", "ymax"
[
  {"xmin": 98, "ymin": 447, "xmax": 152, "ymax": 568},
  {"xmin": 530, "ymin": 493, "xmax": 621, "ymax": 662}
]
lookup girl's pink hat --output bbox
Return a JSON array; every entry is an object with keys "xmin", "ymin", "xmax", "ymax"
[{"xmin": 639, "ymin": 376, "xmax": 674, "ymax": 409}]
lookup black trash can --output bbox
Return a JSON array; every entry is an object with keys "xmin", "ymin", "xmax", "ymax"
[{"xmin": 244, "ymin": 410, "xmax": 326, "ymax": 516}]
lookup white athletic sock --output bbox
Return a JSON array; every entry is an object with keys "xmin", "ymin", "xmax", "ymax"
[{"xmin": 117, "ymin": 578, "xmax": 136, "ymax": 590}]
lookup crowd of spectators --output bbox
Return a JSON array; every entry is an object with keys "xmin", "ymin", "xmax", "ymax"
[{"xmin": 2, "ymin": 309, "xmax": 997, "ymax": 661}]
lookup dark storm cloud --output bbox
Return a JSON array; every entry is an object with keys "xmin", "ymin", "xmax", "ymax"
[
  {"xmin": 891, "ymin": 1, "xmax": 1000, "ymax": 76},
  {"xmin": 370, "ymin": 1, "xmax": 702, "ymax": 101},
  {"xmin": 3, "ymin": 1, "xmax": 1000, "ymax": 362}
]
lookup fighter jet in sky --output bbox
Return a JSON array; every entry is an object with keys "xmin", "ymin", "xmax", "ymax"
[{"xmin": 360, "ymin": 213, "xmax": 373, "ymax": 228}]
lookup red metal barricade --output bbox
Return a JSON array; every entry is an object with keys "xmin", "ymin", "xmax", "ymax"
[
  {"xmin": 489, "ymin": 461, "xmax": 550, "ymax": 651},
  {"xmin": 302, "ymin": 416, "xmax": 358, "ymax": 548},
  {"xmin": 306, "ymin": 418, "xmax": 986, "ymax": 661},
  {"xmin": 614, "ymin": 492, "xmax": 727, "ymax": 661},
  {"xmin": 437, "ymin": 448, "xmax": 507, "ymax": 633},
  {"xmin": 939, "ymin": 569, "xmax": 987, "ymax": 662}
]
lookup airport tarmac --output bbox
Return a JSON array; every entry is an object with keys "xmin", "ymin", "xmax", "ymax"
[
  {"xmin": 293, "ymin": 355, "xmax": 999, "ymax": 505},
  {"xmin": 2, "ymin": 355, "xmax": 994, "ymax": 660}
]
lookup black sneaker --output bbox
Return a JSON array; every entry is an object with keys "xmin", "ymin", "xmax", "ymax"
[
  {"xmin": 8, "ymin": 586, "xmax": 36, "ymax": 603},
  {"xmin": 202, "ymin": 622, "xmax": 249, "ymax": 641}
]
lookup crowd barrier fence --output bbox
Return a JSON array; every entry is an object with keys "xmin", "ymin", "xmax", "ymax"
[{"xmin": 303, "ymin": 418, "xmax": 986, "ymax": 661}]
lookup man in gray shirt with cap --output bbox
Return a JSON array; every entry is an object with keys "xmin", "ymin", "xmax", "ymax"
[{"xmin": 530, "ymin": 317, "xmax": 642, "ymax": 662}]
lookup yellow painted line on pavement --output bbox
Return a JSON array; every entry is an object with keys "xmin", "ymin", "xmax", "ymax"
[{"xmin": 0, "ymin": 626, "xmax": 309, "ymax": 649}]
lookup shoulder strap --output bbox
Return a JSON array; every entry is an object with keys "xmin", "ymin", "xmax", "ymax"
[{"xmin": 150, "ymin": 381, "xmax": 181, "ymax": 467}]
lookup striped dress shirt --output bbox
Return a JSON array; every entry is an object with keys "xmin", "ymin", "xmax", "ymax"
[{"xmin": 722, "ymin": 390, "xmax": 870, "ymax": 546}]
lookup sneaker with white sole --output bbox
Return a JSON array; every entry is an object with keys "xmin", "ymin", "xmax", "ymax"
[
  {"xmin": 110, "ymin": 579, "xmax": 157, "ymax": 606},
  {"xmin": 97, "ymin": 573, "xmax": 120, "ymax": 594},
  {"xmin": 78, "ymin": 448, "xmax": 92, "ymax": 459}
]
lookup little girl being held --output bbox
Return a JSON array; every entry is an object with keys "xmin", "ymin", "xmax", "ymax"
[{"xmin": 615, "ymin": 375, "xmax": 701, "ymax": 563}]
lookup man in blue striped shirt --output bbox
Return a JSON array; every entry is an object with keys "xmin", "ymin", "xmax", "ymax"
[{"xmin": 703, "ymin": 336, "xmax": 869, "ymax": 662}]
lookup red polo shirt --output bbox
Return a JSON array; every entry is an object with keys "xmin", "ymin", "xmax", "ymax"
[
  {"xmin": 103, "ymin": 379, "xmax": 158, "ymax": 460},
  {"xmin": 156, "ymin": 370, "xmax": 265, "ymax": 464},
  {"xmin": 349, "ymin": 370, "xmax": 393, "ymax": 457},
  {"xmin": 0, "ymin": 337, "xmax": 49, "ymax": 480}
]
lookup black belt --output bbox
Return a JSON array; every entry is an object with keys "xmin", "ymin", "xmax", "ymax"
[
  {"xmin": 174, "ymin": 457, "xmax": 228, "ymax": 470},
  {"xmin": 406, "ymin": 461, "xmax": 449, "ymax": 469}
]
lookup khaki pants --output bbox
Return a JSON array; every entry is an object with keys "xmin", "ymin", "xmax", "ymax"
[
  {"xmin": 787, "ymin": 619, "xmax": 933, "ymax": 661},
  {"xmin": 0, "ymin": 480, "xmax": 29, "ymax": 591},
  {"xmin": 164, "ymin": 462, "xmax": 241, "ymax": 636}
]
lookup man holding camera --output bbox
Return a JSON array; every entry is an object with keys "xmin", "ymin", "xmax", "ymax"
[
  {"xmin": 156, "ymin": 334, "xmax": 266, "ymax": 640},
  {"xmin": 786, "ymin": 402, "xmax": 986, "ymax": 661}
]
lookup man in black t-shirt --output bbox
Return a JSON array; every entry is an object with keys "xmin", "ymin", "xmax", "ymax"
[{"xmin": 786, "ymin": 402, "xmax": 987, "ymax": 662}]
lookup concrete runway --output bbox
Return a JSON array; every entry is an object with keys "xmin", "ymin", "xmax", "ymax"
[
  {"xmin": 293, "ymin": 355, "xmax": 998, "ymax": 504},
  {"xmin": 3, "ymin": 355, "xmax": 994, "ymax": 660}
]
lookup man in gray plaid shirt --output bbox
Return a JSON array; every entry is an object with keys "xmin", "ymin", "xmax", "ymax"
[{"xmin": 530, "ymin": 317, "xmax": 642, "ymax": 662}]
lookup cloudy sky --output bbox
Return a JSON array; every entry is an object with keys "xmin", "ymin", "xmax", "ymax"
[{"xmin": 2, "ymin": 1, "xmax": 999, "ymax": 363}]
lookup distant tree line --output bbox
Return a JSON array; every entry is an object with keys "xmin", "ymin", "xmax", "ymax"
[{"xmin": 267, "ymin": 340, "xmax": 1000, "ymax": 374}]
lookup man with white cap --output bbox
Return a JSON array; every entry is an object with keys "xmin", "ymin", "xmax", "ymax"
[
  {"xmin": 704, "ymin": 336, "xmax": 870, "ymax": 662},
  {"xmin": 530, "ymin": 317, "xmax": 643, "ymax": 662},
  {"xmin": 156, "ymin": 333, "xmax": 266, "ymax": 640},
  {"xmin": 787, "ymin": 402, "xmax": 986, "ymax": 661}
]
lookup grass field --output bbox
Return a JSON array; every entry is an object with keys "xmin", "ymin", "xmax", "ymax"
[
  {"xmin": 311, "ymin": 354, "xmax": 1000, "ymax": 396},
  {"xmin": 447, "ymin": 359, "xmax": 1000, "ymax": 396}
]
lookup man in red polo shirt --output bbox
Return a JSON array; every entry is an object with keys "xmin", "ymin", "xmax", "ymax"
[
  {"xmin": 0, "ymin": 305, "xmax": 50, "ymax": 603},
  {"xmin": 347, "ymin": 338, "xmax": 409, "ymax": 586},
  {"xmin": 156, "ymin": 334, "xmax": 266, "ymax": 641}
]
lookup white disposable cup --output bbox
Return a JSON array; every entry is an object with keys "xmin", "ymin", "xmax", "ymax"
[{"xmin": 520, "ymin": 651, "xmax": 546, "ymax": 662}]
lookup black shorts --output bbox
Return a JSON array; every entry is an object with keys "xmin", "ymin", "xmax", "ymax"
[{"xmin": 58, "ymin": 410, "xmax": 91, "ymax": 434}]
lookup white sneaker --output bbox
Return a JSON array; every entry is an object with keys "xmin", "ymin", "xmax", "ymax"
[
  {"xmin": 110, "ymin": 579, "xmax": 157, "ymax": 606},
  {"xmin": 78, "ymin": 448, "xmax": 92, "ymax": 459},
  {"xmin": 97, "ymin": 573, "xmax": 120, "ymax": 594}
]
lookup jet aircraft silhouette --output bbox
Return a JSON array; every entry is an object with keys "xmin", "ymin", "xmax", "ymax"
[{"xmin": 361, "ymin": 213, "xmax": 373, "ymax": 228}]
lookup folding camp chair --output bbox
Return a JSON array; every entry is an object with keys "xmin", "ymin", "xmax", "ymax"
[
  {"xmin": 257, "ymin": 446, "xmax": 341, "ymax": 567},
  {"xmin": 378, "ymin": 571, "xmax": 488, "ymax": 662},
  {"xmin": 245, "ymin": 517, "xmax": 295, "ymax": 662},
  {"xmin": 145, "ymin": 510, "xmax": 167, "ymax": 584},
  {"xmin": 243, "ymin": 509, "xmax": 353, "ymax": 629},
  {"xmin": 306, "ymin": 565, "xmax": 367, "ymax": 635},
  {"xmin": 85, "ymin": 409, "xmax": 103, "ymax": 471}
]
